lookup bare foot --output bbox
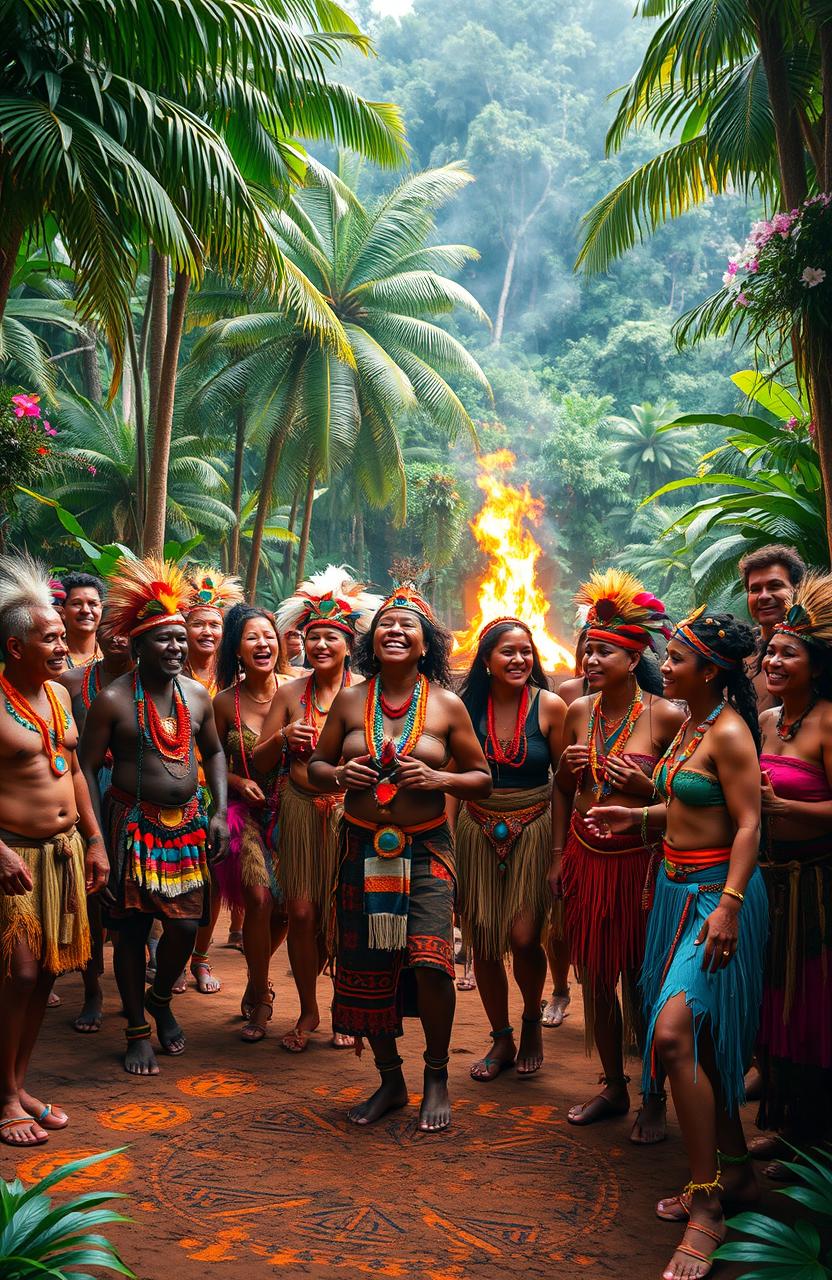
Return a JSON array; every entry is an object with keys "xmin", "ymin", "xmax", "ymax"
[
  {"xmin": 657, "ymin": 1161, "xmax": 758, "ymax": 1222},
  {"xmin": 348, "ymin": 1072, "xmax": 408, "ymax": 1125},
  {"xmin": 568, "ymin": 1080, "xmax": 630, "ymax": 1125},
  {"xmin": 172, "ymin": 970, "xmax": 187, "ymax": 995},
  {"xmin": 630, "ymin": 1091, "xmax": 667, "ymax": 1144},
  {"xmin": 145, "ymin": 991, "xmax": 186, "ymax": 1054},
  {"xmin": 744, "ymin": 1064, "xmax": 762, "ymax": 1101},
  {"xmin": 419, "ymin": 1066, "xmax": 451, "ymax": 1132},
  {"xmin": 46, "ymin": 991, "xmax": 61, "ymax": 1008},
  {"xmin": 516, "ymin": 1017, "xmax": 543, "ymax": 1076},
  {"xmin": 124, "ymin": 1038, "xmax": 160, "ymax": 1076},
  {"xmin": 470, "ymin": 1032, "xmax": 516, "ymax": 1081},
  {"xmin": 330, "ymin": 1031, "xmax": 355, "ymax": 1049},
  {"xmin": 748, "ymin": 1132, "xmax": 789, "ymax": 1160},
  {"xmin": 73, "ymin": 990, "xmax": 103, "ymax": 1033},
  {"xmin": 19, "ymin": 1091, "xmax": 68, "ymax": 1130},
  {"xmin": 663, "ymin": 1198, "xmax": 724, "ymax": 1279},
  {"xmin": 0, "ymin": 1100, "xmax": 49, "ymax": 1146}
]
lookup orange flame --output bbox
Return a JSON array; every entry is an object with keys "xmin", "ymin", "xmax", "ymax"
[{"xmin": 453, "ymin": 451, "xmax": 575, "ymax": 672}]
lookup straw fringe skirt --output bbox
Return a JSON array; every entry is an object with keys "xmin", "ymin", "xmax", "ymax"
[
  {"xmin": 214, "ymin": 798, "xmax": 282, "ymax": 912},
  {"xmin": 276, "ymin": 779, "xmax": 343, "ymax": 912},
  {"xmin": 0, "ymin": 829, "xmax": 91, "ymax": 977},
  {"xmin": 456, "ymin": 784, "xmax": 552, "ymax": 959}
]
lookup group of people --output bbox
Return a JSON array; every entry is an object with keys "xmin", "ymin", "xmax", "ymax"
[{"xmin": 0, "ymin": 540, "xmax": 829, "ymax": 1280}]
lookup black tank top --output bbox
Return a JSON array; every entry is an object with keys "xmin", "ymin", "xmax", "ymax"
[{"xmin": 476, "ymin": 688, "xmax": 552, "ymax": 789}]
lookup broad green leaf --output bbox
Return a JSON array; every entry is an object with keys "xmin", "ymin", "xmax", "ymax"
[{"xmin": 731, "ymin": 371, "xmax": 807, "ymax": 422}]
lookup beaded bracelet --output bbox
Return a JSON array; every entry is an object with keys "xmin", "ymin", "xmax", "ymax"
[{"xmin": 640, "ymin": 806, "xmax": 650, "ymax": 845}]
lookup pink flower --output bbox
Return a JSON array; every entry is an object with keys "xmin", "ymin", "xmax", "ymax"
[
  {"xmin": 735, "ymin": 292, "xmax": 750, "ymax": 307},
  {"xmin": 785, "ymin": 416, "xmax": 799, "ymax": 432},
  {"xmin": 11, "ymin": 393, "xmax": 41, "ymax": 419},
  {"xmin": 42, "ymin": 421, "xmax": 57, "ymax": 437},
  {"xmin": 772, "ymin": 212, "xmax": 795, "ymax": 237},
  {"xmin": 87, "ymin": 465, "xmax": 97, "ymax": 475},
  {"xmin": 808, "ymin": 421, "xmax": 817, "ymax": 439},
  {"xmin": 801, "ymin": 266, "xmax": 826, "ymax": 288},
  {"xmin": 747, "ymin": 259, "xmax": 758, "ymax": 273},
  {"xmin": 726, "ymin": 260, "xmax": 738, "ymax": 276},
  {"xmin": 750, "ymin": 220, "xmax": 773, "ymax": 246}
]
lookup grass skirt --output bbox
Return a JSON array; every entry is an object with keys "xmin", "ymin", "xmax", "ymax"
[
  {"xmin": 275, "ymin": 779, "xmax": 342, "ymax": 912},
  {"xmin": 214, "ymin": 798, "xmax": 282, "ymax": 911},
  {"xmin": 641, "ymin": 860, "xmax": 767, "ymax": 1115},
  {"xmin": 456, "ymin": 784, "xmax": 552, "ymax": 959},
  {"xmin": 757, "ymin": 835, "xmax": 832, "ymax": 1138},
  {"xmin": 562, "ymin": 808, "xmax": 653, "ymax": 1054},
  {"xmin": 0, "ymin": 829, "xmax": 90, "ymax": 976}
]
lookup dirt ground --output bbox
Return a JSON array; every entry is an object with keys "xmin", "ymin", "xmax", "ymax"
[{"xmin": 4, "ymin": 915, "xmax": 778, "ymax": 1280}]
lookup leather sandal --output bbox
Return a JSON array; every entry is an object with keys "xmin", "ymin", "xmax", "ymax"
[
  {"xmin": 567, "ymin": 1074, "xmax": 630, "ymax": 1126},
  {"xmin": 241, "ymin": 989, "xmax": 274, "ymax": 1043}
]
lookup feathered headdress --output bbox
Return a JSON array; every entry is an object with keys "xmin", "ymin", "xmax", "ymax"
[
  {"xmin": 186, "ymin": 567, "xmax": 244, "ymax": 617},
  {"xmin": 774, "ymin": 572, "xmax": 832, "ymax": 648},
  {"xmin": 106, "ymin": 557, "xmax": 191, "ymax": 638},
  {"xmin": 379, "ymin": 558, "xmax": 434, "ymax": 622},
  {"xmin": 575, "ymin": 569, "xmax": 670, "ymax": 653},
  {"xmin": 276, "ymin": 565, "xmax": 382, "ymax": 638},
  {"xmin": 0, "ymin": 555, "xmax": 54, "ymax": 652}
]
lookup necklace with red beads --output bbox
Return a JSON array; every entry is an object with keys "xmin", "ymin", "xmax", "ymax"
[{"xmin": 485, "ymin": 683, "xmax": 530, "ymax": 767}]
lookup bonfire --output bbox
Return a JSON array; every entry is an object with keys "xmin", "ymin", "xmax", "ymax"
[{"xmin": 453, "ymin": 450, "xmax": 574, "ymax": 672}]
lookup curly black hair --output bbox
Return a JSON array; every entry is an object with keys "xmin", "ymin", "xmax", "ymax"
[
  {"xmin": 352, "ymin": 611, "xmax": 454, "ymax": 689},
  {"xmin": 216, "ymin": 603, "xmax": 278, "ymax": 691},
  {"xmin": 458, "ymin": 621, "xmax": 549, "ymax": 726},
  {"xmin": 687, "ymin": 612, "xmax": 760, "ymax": 752}
]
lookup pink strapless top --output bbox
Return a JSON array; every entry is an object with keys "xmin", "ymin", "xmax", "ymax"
[
  {"xmin": 621, "ymin": 753, "xmax": 658, "ymax": 776},
  {"xmin": 761, "ymin": 753, "xmax": 832, "ymax": 802}
]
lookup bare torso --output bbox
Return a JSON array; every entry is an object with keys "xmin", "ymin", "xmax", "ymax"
[{"xmin": 0, "ymin": 682, "xmax": 79, "ymax": 839}]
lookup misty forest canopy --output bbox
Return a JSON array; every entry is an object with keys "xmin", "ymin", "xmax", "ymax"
[{"xmin": 2, "ymin": 0, "xmax": 802, "ymax": 624}]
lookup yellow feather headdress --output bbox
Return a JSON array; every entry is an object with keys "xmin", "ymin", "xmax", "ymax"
[
  {"xmin": 186, "ymin": 566, "xmax": 244, "ymax": 617},
  {"xmin": 775, "ymin": 572, "xmax": 832, "ymax": 648},
  {"xmin": 106, "ymin": 557, "xmax": 192, "ymax": 638},
  {"xmin": 575, "ymin": 569, "xmax": 671, "ymax": 653}
]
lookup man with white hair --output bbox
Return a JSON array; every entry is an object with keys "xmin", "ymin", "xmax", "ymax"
[{"xmin": 0, "ymin": 553, "xmax": 108, "ymax": 1147}]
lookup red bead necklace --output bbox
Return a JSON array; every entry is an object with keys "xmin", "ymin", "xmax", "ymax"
[
  {"xmin": 134, "ymin": 671, "xmax": 192, "ymax": 777},
  {"xmin": 485, "ymin": 682, "xmax": 530, "ymax": 767},
  {"xmin": 379, "ymin": 686, "xmax": 416, "ymax": 719}
]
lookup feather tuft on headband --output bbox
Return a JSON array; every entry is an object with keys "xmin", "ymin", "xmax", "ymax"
[
  {"xmin": 276, "ymin": 565, "xmax": 381, "ymax": 637},
  {"xmin": 186, "ymin": 567, "xmax": 244, "ymax": 616},
  {"xmin": 106, "ymin": 557, "xmax": 191, "ymax": 638},
  {"xmin": 775, "ymin": 572, "xmax": 832, "ymax": 648},
  {"xmin": 575, "ymin": 569, "xmax": 670, "ymax": 653}
]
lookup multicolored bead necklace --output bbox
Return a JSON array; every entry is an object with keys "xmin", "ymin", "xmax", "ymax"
[
  {"xmin": 776, "ymin": 698, "xmax": 817, "ymax": 742},
  {"xmin": 364, "ymin": 674, "xmax": 429, "ymax": 810},
  {"xmin": 1, "ymin": 674, "xmax": 70, "ymax": 776},
  {"xmin": 587, "ymin": 686, "xmax": 644, "ymax": 799},
  {"xmin": 485, "ymin": 683, "xmax": 529, "ymax": 767},
  {"xmin": 300, "ymin": 669, "xmax": 350, "ymax": 731},
  {"xmin": 654, "ymin": 700, "xmax": 727, "ymax": 797},
  {"xmin": 81, "ymin": 659, "xmax": 103, "ymax": 710},
  {"xmin": 134, "ymin": 670, "xmax": 192, "ymax": 779}
]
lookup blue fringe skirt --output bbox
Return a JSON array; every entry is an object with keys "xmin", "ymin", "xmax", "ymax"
[{"xmin": 640, "ymin": 859, "xmax": 768, "ymax": 1114}]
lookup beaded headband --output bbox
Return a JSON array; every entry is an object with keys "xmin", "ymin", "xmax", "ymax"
[
  {"xmin": 186, "ymin": 568, "xmax": 244, "ymax": 618},
  {"xmin": 379, "ymin": 582, "xmax": 435, "ymax": 623},
  {"xmin": 107, "ymin": 558, "xmax": 191, "ymax": 638},
  {"xmin": 672, "ymin": 607, "xmax": 738, "ymax": 670},
  {"xmin": 276, "ymin": 565, "xmax": 381, "ymax": 639},
  {"xmin": 478, "ymin": 616, "xmax": 532, "ymax": 643},
  {"xmin": 577, "ymin": 569, "xmax": 670, "ymax": 655}
]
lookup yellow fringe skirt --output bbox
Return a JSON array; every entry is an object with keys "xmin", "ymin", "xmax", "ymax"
[
  {"xmin": 275, "ymin": 779, "xmax": 343, "ymax": 912},
  {"xmin": 0, "ymin": 828, "xmax": 91, "ymax": 977},
  {"xmin": 456, "ymin": 784, "xmax": 553, "ymax": 959}
]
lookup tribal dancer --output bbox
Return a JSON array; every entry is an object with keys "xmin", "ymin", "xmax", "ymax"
[
  {"xmin": 212, "ymin": 605, "xmax": 289, "ymax": 1042},
  {"xmin": 253, "ymin": 567, "xmax": 380, "ymax": 1051},
  {"xmin": 183, "ymin": 567, "xmax": 244, "ymax": 993},
  {"xmin": 80, "ymin": 558, "xmax": 228, "ymax": 1076},
  {"xmin": 308, "ymin": 576, "xmax": 491, "ymax": 1131},
  {"xmin": 554, "ymin": 570, "xmax": 683, "ymax": 1144},
  {"xmin": 590, "ymin": 610, "xmax": 766, "ymax": 1280},
  {"xmin": 0, "ymin": 554, "xmax": 107, "ymax": 1146},
  {"xmin": 753, "ymin": 574, "xmax": 832, "ymax": 1174},
  {"xmin": 61, "ymin": 618, "xmax": 133, "ymax": 1033},
  {"xmin": 455, "ymin": 618, "xmax": 565, "ymax": 1079}
]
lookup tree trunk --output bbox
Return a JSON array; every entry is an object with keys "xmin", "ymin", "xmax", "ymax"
[
  {"xmin": 0, "ymin": 221, "xmax": 24, "ymax": 324},
  {"xmin": 126, "ymin": 320, "xmax": 146, "ymax": 540},
  {"xmin": 282, "ymin": 488, "xmax": 300, "ymax": 580},
  {"xmin": 821, "ymin": 22, "xmax": 832, "ymax": 190},
  {"xmin": 229, "ymin": 403, "xmax": 246, "ymax": 574},
  {"xmin": 353, "ymin": 506, "xmax": 365, "ymax": 576},
  {"xmin": 81, "ymin": 328, "xmax": 102, "ymax": 402},
  {"xmin": 142, "ymin": 270, "xmax": 189, "ymax": 557},
  {"xmin": 147, "ymin": 249, "xmax": 169, "ymax": 434},
  {"xmin": 294, "ymin": 468, "xmax": 317, "ymax": 588},
  {"xmin": 245, "ymin": 427, "xmax": 286, "ymax": 599},
  {"xmin": 806, "ymin": 339, "xmax": 832, "ymax": 557},
  {"xmin": 755, "ymin": 8, "xmax": 808, "ymax": 207},
  {"xmin": 491, "ymin": 237, "xmax": 518, "ymax": 347}
]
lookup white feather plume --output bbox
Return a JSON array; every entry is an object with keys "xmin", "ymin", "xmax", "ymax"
[
  {"xmin": 0, "ymin": 552, "xmax": 53, "ymax": 619},
  {"xmin": 275, "ymin": 564, "xmax": 381, "ymax": 636}
]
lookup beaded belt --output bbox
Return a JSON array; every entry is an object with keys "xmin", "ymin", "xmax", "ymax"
[
  {"xmin": 662, "ymin": 840, "xmax": 730, "ymax": 882},
  {"xmin": 466, "ymin": 798, "xmax": 549, "ymax": 874}
]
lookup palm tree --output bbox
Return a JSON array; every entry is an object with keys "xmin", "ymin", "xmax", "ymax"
[
  {"xmin": 604, "ymin": 400, "xmax": 696, "ymax": 493},
  {"xmin": 574, "ymin": 0, "xmax": 832, "ymax": 548},
  {"xmin": 183, "ymin": 159, "xmax": 492, "ymax": 595}
]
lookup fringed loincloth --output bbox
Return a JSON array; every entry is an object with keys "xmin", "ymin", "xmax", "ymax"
[
  {"xmin": 0, "ymin": 827, "xmax": 90, "ymax": 976},
  {"xmin": 456, "ymin": 784, "xmax": 551, "ymax": 959},
  {"xmin": 275, "ymin": 779, "xmax": 343, "ymax": 912},
  {"xmin": 103, "ymin": 787, "xmax": 209, "ymax": 924},
  {"xmin": 333, "ymin": 815, "xmax": 455, "ymax": 1046},
  {"xmin": 641, "ymin": 849, "xmax": 768, "ymax": 1115},
  {"xmin": 757, "ymin": 834, "xmax": 832, "ymax": 1137},
  {"xmin": 214, "ymin": 798, "xmax": 282, "ymax": 912}
]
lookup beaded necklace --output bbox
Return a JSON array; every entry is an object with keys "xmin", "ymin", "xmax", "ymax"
[
  {"xmin": 586, "ymin": 686, "xmax": 644, "ymax": 799},
  {"xmin": 185, "ymin": 663, "xmax": 218, "ymax": 698},
  {"xmin": 654, "ymin": 700, "xmax": 726, "ymax": 798},
  {"xmin": 81, "ymin": 660, "xmax": 103, "ymax": 710},
  {"xmin": 776, "ymin": 698, "xmax": 817, "ymax": 742},
  {"xmin": 134, "ymin": 670, "xmax": 192, "ymax": 779},
  {"xmin": 1, "ymin": 674, "xmax": 70, "ymax": 776},
  {"xmin": 233, "ymin": 675, "xmax": 277, "ymax": 779},
  {"xmin": 364, "ymin": 674, "xmax": 429, "ymax": 810},
  {"xmin": 485, "ymin": 683, "xmax": 529, "ymax": 767},
  {"xmin": 300, "ymin": 669, "xmax": 350, "ymax": 732}
]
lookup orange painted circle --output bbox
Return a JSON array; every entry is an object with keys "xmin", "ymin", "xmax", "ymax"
[
  {"xmin": 177, "ymin": 1070, "xmax": 259, "ymax": 1098},
  {"xmin": 16, "ymin": 1148, "xmax": 132, "ymax": 1193},
  {"xmin": 98, "ymin": 1102, "xmax": 192, "ymax": 1132}
]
